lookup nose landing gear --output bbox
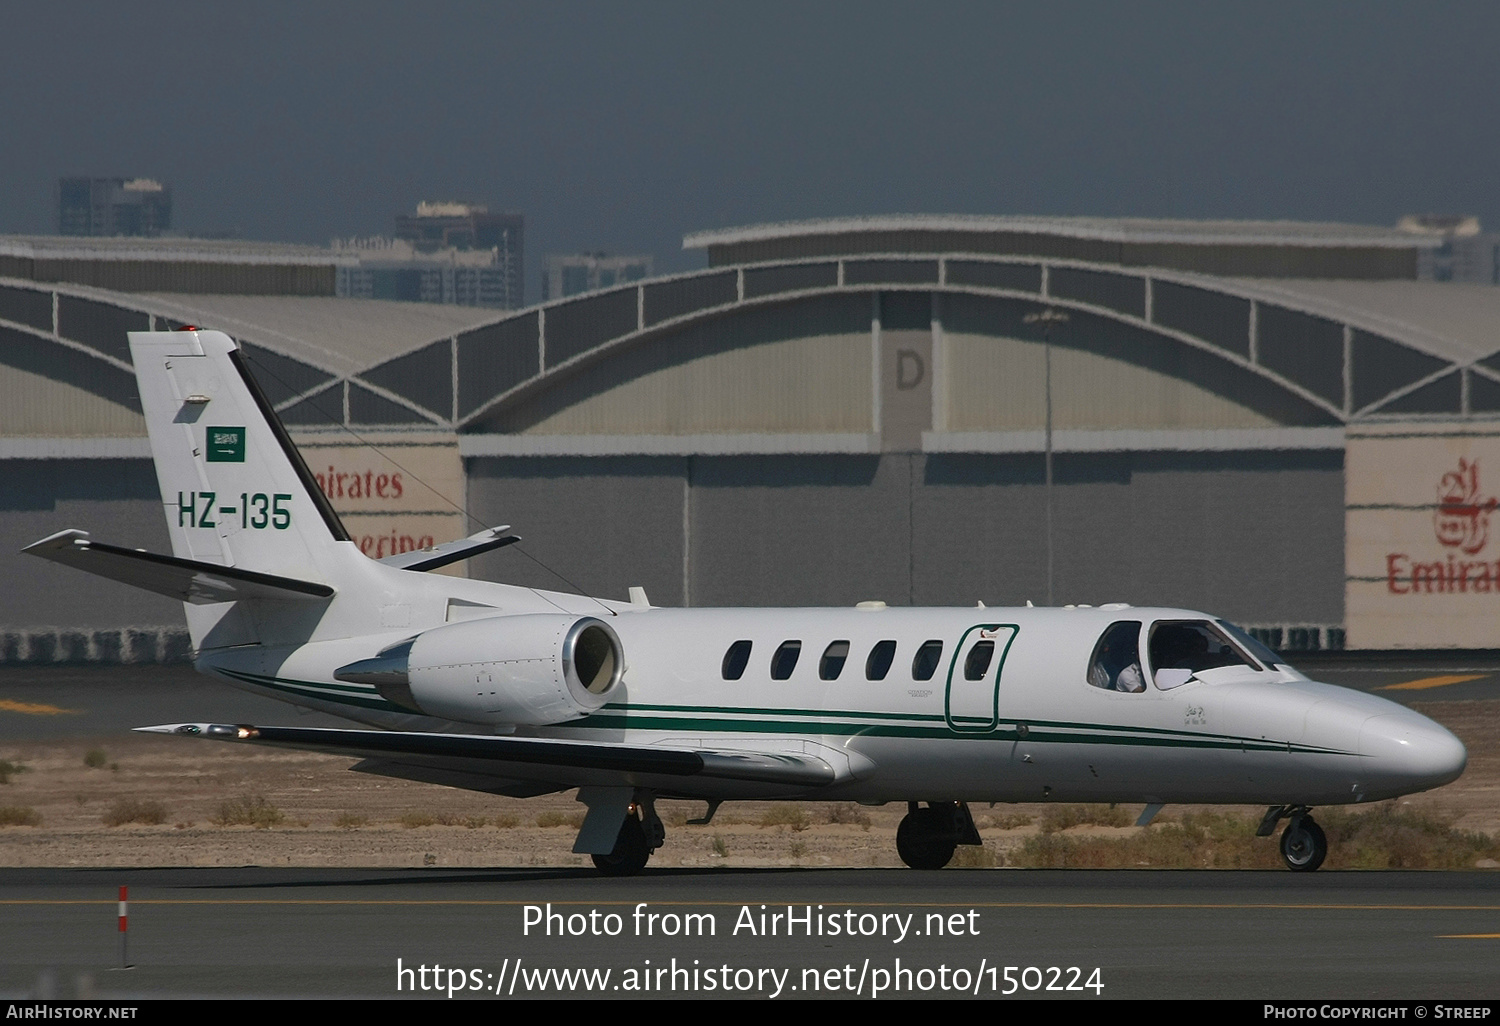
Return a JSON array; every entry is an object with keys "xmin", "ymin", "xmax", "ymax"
[
  {"xmin": 1258, "ymin": 805, "xmax": 1328, "ymax": 872},
  {"xmin": 1279, "ymin": 814, "xmax": 1327, "ymax": 872}
]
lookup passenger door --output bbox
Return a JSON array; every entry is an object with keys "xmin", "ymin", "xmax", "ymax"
[{"xmin": 944, "ymin": 623, "xmax": 1019, "ymax": 732}]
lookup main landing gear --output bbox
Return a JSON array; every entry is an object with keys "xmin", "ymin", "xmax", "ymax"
[
  {"xmin": 896, "ymin": 801, "xmax": 984, "ymax": 869},
  {"xmin": 581, "ymin": 791, "xmax": 667, "ymax": 877},
  {"xmin": 592, "ymin": 800, "xmax": 667, "ymax": 877},
  {"xmin": 1258, "ymin": 805, "xmax": 1328, "ymax": 872},
  {"xmin": 592, "ymin": 815, "xmax": 652, "ymax": 876}
]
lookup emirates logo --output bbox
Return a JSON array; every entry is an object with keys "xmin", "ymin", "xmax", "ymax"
[
  {"xmin": 1386, "ymin": 458, "xmax": 1500, "ymax": 595},
  {"xmin": 1435, "ymin": 459, "xmax": 1497, "ymax": 555}
]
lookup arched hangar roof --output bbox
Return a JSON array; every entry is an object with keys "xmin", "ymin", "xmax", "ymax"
[
  {"xmin": 682, "ymin": 215, "xmax": 1435, "ymax": 279},
  {"xmin": 5, "ymin": 253, "xmax": 1500, "ymax": 454},
  {"xmin": 684, "ymin": 213, "xmax": 1431, "ymax": 251},
  {"xmin": 0, "ymin": 280, "xmax": 497, "ymax": 448},
  {"xmin": 445, "ymin": 259, "xmax": 1500, "ymax": 455}
]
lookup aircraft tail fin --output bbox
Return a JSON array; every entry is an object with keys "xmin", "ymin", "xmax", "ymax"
[
  {"xmin": 124, "ymin": 329, "xmax": 367, "ymax": 648},
  {"xmin": 131, "ymin": 329, "xmax": 350, "ymax": 564}
]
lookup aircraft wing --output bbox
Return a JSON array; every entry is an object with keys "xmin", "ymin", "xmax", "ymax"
[
  {"xmin": 23, "ymin": 530, "xmax": 335, "ymax": 604},
  {"xmin": 135, "ymin": 722, "xmax": 838, "ymax": 796}
]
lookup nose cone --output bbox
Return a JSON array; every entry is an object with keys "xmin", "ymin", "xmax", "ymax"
[{"xmin": 1359, "ymin": 711, "xmax": 1467, "ymax": 794}]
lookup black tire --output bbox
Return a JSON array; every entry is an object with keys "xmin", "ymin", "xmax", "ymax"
[
  {"xmin": 1279, "ymin": 816, "xmax": 1327, "ymax": 872},
  {"xmin": 896, "ymin": 808, "xmax": 957, "ymax": 870},
  {"xmin": 592, "ymin": 816, "xmax": 651, "ymax": 877}
]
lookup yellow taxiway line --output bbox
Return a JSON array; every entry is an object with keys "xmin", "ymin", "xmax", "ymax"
[
  {"xmin": 1379, "ymin": 674, "xmax": 1486, "ymax": 692},
  {"xmin": 0, "ymin": 698, "xmax": 78, "ymax": 715}
]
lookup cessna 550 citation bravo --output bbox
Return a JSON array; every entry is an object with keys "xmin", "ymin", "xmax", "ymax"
[{"xmin": 25, "ymin": 329, "xmax": 1467, "ymax": 875}]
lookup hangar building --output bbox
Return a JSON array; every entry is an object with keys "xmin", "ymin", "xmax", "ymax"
[{"xmin": 2, "ymin": 216, "xmax": 1494, "ymax": 659}]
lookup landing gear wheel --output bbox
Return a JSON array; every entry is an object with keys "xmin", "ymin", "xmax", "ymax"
[
  {"xmin": 592, "ymin": 815, "xmax": 651, "ymax": 877},
  {"xmin": 897, "ymin": 807, "xmax": 957, "ymax": 870},
  {"xmin": 1279, "ymin": 815, "xmax": 1327, "ymax": 872}
]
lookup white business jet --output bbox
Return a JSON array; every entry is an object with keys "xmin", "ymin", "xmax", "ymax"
[{"xmin": 24, "ymin": 329, "xmax": 1467, "ymax": 875}]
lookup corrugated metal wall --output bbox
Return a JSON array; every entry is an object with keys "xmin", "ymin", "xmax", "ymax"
[
  {"xmin": 0, "ymin": 449, "xmax": 1344, "ymax": 645},
  {"xmin": 0, "ymin": 460, "xmax": 178, "ymax": 630},
  {"xmin": 467, "ymin": 451, "xmax": 1344, "ymax": 625},
  {"xmin": 467, "ymin": 456, "xmax": 689, "ymax": 606}
]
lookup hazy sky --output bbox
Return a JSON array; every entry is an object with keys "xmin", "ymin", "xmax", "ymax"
[{"xmin": 4, "ymin": 3, "xmax": 1498, "ymax": 300}]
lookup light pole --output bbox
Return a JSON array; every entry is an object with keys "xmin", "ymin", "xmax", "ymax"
[{"xmin": 1023, "ymin": 308, "xmax": 1069, "ymax": 605}]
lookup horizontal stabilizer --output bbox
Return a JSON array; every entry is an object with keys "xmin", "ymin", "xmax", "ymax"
[
  {"xmin": 137, "ymin": 722, "xmax": 837, "ymax": 789},
  {"xmin": 377, "ymin": 526, "xmax": 520, "ymax": 572},
  {"xmin": 23, "ymin": 530, "xmax": 335, "ymax": 604}
]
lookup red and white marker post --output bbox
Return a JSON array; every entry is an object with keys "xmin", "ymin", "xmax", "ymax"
[{"xmin": 117, "ymin": 885, "xmax": 129, "ymax": 969}]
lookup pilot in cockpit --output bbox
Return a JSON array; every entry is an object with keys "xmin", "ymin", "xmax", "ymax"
[{"xmin": 1087, "ymin": 621, "xmax": 1145, "ymax": 693}]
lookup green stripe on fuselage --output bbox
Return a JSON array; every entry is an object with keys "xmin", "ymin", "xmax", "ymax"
[
  {"xmin": 575, "ymin": 712, "xmax": 1345, "ymax": 755},
  {"xmin": 215, "ymin": 672, "xmax": 1354, "ymax": 756},
  {"xmin": 598, "ymin": 701, "xmax": 1338, "ymax": 751}
]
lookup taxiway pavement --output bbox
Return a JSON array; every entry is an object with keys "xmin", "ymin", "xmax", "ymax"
[{"xmin": 2, "ymin": 867, "xmax": 1498, "ymax": 999}]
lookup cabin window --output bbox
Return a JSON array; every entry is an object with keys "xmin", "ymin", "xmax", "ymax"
[
  {"xmin": 771, "ymin": 640, "xmax": 802, "ymax": 680},
  {"xmin": 1148, "ymin": 621, "xmax": 1254, "ymax": 688},
  {"xmin": 964, "ymin": 640, "xmax": 995, "ymax": 680},
  {"xmin": 866, "ymin": 640, "xmax": 897, "ymax": 680},
  {"xmin": 912, "ymin": 640, "xmax": 943, "ymax": 681},
  {"xmin": 721, "ymin": 640, "xmax": 752, "ymax": 680},
  {"xmin": 819, "ymin": 641, "xmax": 850, "ymax": 680},
  {"xmin": 1087, "ymin": 621, "xmax": 1145, "ymax": 692}
]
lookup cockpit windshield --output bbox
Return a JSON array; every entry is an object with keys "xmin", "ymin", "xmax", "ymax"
[
  {"xmin": 1215, "ymin": 620, "xmax": 1287, "ymax": 669},
  {"xmin": 1148, "ymin": 620, "xmax": 1260, "ymax": 687},
  {"xmin": 1090, "ymin": 619, "xmax": 1279, "ymax": 693}
]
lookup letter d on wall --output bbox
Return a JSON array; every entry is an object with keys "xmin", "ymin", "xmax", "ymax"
[{"xmin": 896, "ymin": 349, "xmax": 925, "ymax": 390}]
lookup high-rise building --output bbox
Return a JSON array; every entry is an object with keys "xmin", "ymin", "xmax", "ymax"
[
  {"xmin": 543, "ymin": 252, "xmax": 654, "ymax": 300},
  {"xmin": 332, "ymin": 237, "xmax": 512, "ymax": 308},
  {"xmin": 393, "ymin": 202, "xmax": 523, "ymax": 308},
  {"xmin": 1399, "ymin": 215, "xmax": 1500, "ymax": 284},
  {"xmin": 57, "ymin": 178, "xmax": 172, "ymax": 237}
]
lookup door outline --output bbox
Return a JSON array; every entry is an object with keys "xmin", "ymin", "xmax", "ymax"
[{"xmin": 944, "ymin": 622, "xmax": 1019, "ymax": 732}]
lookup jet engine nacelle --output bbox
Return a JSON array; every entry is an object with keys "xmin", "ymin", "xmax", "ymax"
[{"xmin": 335, "ymin": 614, "xmax": 624, "ymax": 725}]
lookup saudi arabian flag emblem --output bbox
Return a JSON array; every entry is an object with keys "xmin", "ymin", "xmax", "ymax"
[{"xmin": 206, "ymin": 426, "xmax": 246, "ymax": 463}]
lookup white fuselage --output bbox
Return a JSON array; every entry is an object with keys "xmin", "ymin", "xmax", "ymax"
[{"xmin": 198, "ymin": 571, "xmax": 1467, "ymax": 809}]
